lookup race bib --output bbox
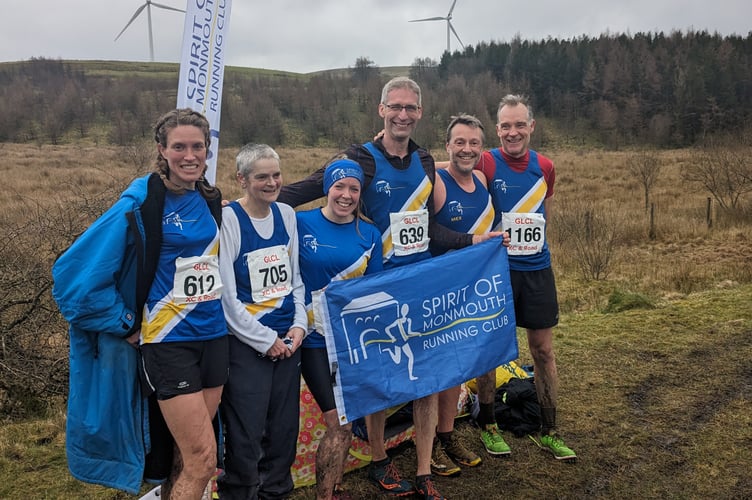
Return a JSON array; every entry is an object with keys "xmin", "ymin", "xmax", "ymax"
[
  {"xmin": 172, "ymin": 255, "xmax": 223, "ymax": 304},
  {"xmin": 245, "ymin": 244, "xmax": 293, "ymax": 302},
  {"xmin": 501, "ymin": 212, "xmax": 546, "ymax": 255},
  {"xmin": 389, "ymin": 209, "xmax": 430, "ymax": 256}
]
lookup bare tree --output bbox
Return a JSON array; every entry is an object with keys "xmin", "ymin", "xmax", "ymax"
[
  {"xmin": 409, "ymin": 57, "xmax": 439, "ymax": 89},
  {"xmin": 122, "ymin": 138, "xmax": 157, "ymax": 170},
  {"xmin": 0, "ymin": 201, "xmax": 78, "ymax": 418},
  {"xmin": 682, "ymin": 147, "xmax": 752, "ymax": 211},
  {"xmin": 627, "ymin": 151, "xmax": 663, "ymax": 211},
  {"xmin": 0, "ymin": 173, "xmax": 131, "ymax": 419},
  {"xmin": 553, "ymin": 200, "xmax": 621, "ymax": 281}
]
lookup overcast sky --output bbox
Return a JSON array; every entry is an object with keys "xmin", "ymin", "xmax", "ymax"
[{"xmin": 2, "ymin": 0, "xmax": 749, "ymax": 73}]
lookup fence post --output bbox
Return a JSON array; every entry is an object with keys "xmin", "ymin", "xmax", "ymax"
[
  {"xmin": 649, "ymin": 203, "xmax": 656, "ymax": 240},
  {"xmin": 706, "ymin": 197, "xmax": 712, "ymax": 229}
]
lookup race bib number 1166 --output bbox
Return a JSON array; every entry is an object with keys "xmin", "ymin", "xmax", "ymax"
[{"xmin": 502, "ymin": 212, "xmax": 546, "ymax": 256}]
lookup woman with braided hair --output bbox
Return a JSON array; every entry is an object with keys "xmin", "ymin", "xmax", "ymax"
[{"xmin": 53, "ymin": 108, "xmax": 228, "ymax": 499}]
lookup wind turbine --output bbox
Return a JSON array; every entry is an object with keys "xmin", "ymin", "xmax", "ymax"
[
  {"xmin": 409, "ymin": 0, "xmax": 465, "ymax": 54},
  {"xmin": 114, "ymin": 1, "xmax": 186, "ymax": 62}
]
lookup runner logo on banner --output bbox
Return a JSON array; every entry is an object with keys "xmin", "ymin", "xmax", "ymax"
[
  {"xmin": 177, "ymin": 0, "xmax": 232, "ymax": 185},
  {"xmin": 313, "ymin": 239, "xmax": 518, "ymax": 424}
]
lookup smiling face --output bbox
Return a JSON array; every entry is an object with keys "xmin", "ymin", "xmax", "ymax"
[
  {"xmin": 446, "ymin": 123, "xmax": 484, "ymax": 175},
  {"xmin": 496, "ymin": 103, "xmax": 535, "ymax": 158},
  {"xmin": 157, "ymin": 125, "xmax": 207, "ymax": 189},
  {"xmin": 325, "ymin": 176, "xmax": 361, "ymax": 223},
  {"xmin": 240, "ymin": 158, "xmax": 282, "ymax": 210},
  {"xmin": 379, "ymin": 87, "xmax": 423, "ymax": 143}
]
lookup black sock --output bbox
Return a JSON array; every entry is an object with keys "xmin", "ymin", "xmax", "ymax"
[
  {"xmin": 437, "ymin": 431, "xmax": 453, "ymax": 446},
  {"xmin": 541, "ymin": 407, "xmax": 556, "ymax": 435},
  {"xmin": 477, "ymin": 402, "xmax": 496, "ymax": 428}
]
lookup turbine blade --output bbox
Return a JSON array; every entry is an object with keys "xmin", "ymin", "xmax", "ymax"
[
  {"xmin": 449, "ymin": 21, "xmax": 464, "ymax": 49},
  {"xmin": 151, "ymin": 2, "xmax": 186, "ymax": 13},
  {"xmin": 409, "ymin": 16, "xmax": 446, "ymax": 22},
  {"xmin": 448, "ymin": 0, "xmax": 459, "ymax": 17},
  {"xmin": 114, "ymin": 4, "xmax": 147, "ymax": 42}
]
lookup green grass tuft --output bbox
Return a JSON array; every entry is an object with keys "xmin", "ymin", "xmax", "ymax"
[{"xmin": 603, "ymin": 289, "xmax": 655, "ymax": 313}]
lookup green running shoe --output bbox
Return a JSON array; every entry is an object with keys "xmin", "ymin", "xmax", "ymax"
[
  {"xmin": 532, "ymin": 433, "xmax": 577, "ymax": 461},
  {"xmin": 480, "ymin": 423, "xmax": 511, "ymax": 455}
]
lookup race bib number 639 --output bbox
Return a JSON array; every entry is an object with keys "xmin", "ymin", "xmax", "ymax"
[{"xmin": 389, "ymin": 209, "xmax": 430, "ymax": 256}]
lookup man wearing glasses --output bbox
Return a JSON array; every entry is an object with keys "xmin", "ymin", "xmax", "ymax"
[{"xmin": 279, "ymin": 77, "xmax": 501, "ymax": 500}]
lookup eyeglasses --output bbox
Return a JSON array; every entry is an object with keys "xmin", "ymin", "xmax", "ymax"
[{"xmin": 384, "ymin": 103, "xmax": 421, "ymax": 114}]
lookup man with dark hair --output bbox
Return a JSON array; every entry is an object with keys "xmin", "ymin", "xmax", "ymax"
[{"xmin": 429, "ymin": 113, "xmax": 493, "ymax": 477}]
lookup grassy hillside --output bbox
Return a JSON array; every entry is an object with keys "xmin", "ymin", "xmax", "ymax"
[{"xmin": 0, "ymin": 59, "xmax": 408, "ymax": 81}]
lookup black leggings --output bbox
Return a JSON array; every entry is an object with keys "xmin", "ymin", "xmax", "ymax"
[{"xmin": 301, "ymin": 347, "xmax": 337, "ymax": 412}]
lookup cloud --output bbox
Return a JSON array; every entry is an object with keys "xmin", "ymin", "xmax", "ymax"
[{"xmin": 2, "ymin": 0, "xmax": 750, "ymax": 73}]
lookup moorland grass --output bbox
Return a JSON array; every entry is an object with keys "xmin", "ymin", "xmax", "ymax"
[{"xmin": 1, "ymin": 143, "xmax": 750, "ymax": 498}]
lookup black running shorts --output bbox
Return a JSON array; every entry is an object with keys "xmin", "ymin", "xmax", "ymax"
[
  {"xmin": 510, "ymin": 267, "xmax": 559, "ymax": 330},
  {"xmin": 140, "ymin": 335, "xmax": 229, "ymax": 400}
]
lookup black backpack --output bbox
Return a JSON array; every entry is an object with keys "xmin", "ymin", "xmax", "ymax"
[{"xmin": 494, "ymin": 378, "xmax": 541, "ymax": 437}]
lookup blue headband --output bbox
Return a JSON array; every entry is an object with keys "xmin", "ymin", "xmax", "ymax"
[{"xmin": 323, "ymin": 159, "xmax": 365, "ymax": 195}]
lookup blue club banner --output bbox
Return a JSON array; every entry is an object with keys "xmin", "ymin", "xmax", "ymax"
[{"xmin": 313, "ymin": 239, "xmax": 518, "ymax": 424}]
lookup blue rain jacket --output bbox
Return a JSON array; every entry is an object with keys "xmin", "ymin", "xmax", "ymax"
[{"xmin": 52, "ymin": 173, "xmax": 222, "ymax": 494}]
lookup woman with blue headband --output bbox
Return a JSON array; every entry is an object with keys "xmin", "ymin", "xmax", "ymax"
[{"xmin": 297, "ymin": 157, "xmax": 383, "ymax": 500}]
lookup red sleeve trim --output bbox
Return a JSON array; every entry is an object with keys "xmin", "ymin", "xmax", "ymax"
[{"xmin": 475, "ymin": 151, "xmax": 496, "ymax": 186}]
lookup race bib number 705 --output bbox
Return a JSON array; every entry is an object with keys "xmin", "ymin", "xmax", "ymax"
[{"xmin": 245, "ymin": 244, "xmax": 293, "ymax": 303}]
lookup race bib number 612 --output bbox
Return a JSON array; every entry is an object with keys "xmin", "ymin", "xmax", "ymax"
[{"xmin": 173, "ymin": 255, "xmax": 223, "ymax": 304}]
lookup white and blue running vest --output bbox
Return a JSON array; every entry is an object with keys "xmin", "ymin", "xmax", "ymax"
[
  {"xmin": 228, "ymin": 201, "xmax": 295, "ymax": 334},
  {"xmin": 488, "ymin": 149, "xmax": 551, "ymax": 270},
  {"xmin": 141, "ymin": 189, "xmax": 225, "ymax": 343},
  {"xmin": 361, "ymin": 141, "xmax": 432, "ymax": 269},
  {"xmin": 433, "ymin": 168, "xmax": 494, "ymax": 255}
]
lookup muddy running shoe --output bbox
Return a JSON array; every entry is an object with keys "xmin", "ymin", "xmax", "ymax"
[
  {"xmin": 443, "ymin": 435, "xmax": 481, "ymax": 467},
  {"xmin": 415, "ymin": 475, "xmax": 445, "ymax": 500},
  {"xmin": 368, "ymin": 458, "xmax": 414, "ymax": 496},
  {"xmin": 431, "ymin": 439, "xmax": 461, "ymax": 477},
  {"xmin": 480, "ymin": 423, "xmax": 511, "ymax": 455},
  {"xmin": 532, "ymin": 433, "xmax": 577, "ymax": 461}
]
